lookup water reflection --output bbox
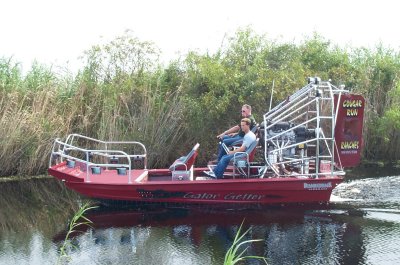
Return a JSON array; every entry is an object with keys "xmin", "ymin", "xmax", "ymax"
[
  {"xmin": 0, "ymin": 178, "xmax": 80, "ymax": 265},
  {"xmin": 1, "ymin": 175, "xmax": 400, "ymax": 264},
  {"xmin": 49, "ymin": 205, "xmax": 381, "ymax": 265},
  {"xmin": 0, "ymin": 177, "xmax": 80, "ymax": 233}
]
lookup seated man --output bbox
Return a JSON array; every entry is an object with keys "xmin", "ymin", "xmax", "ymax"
[
  {"xmin": 206, "ymin": 118, "xmax": 256, "ymax": 179},
  {"xmin": 216, "ymin": 104, "xmax": 256, "ymax": 162}
]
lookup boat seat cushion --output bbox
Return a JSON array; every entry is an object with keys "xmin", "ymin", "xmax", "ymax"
[
  {"xmin": 169, "ymin": 143, "xmax": 200, "ymax": 171},
  {"xmin": 230, "ymin": 138, "xmax": 259, "ymax": 163}
]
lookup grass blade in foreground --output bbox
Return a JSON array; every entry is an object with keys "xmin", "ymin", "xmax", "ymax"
[
  {"xmin": 224, "ymin": 220, "xmax": 268, "ymax": 265},
  {"xmin": 58, "ymin": 202, "xmax": 97, "ymax": 264}
]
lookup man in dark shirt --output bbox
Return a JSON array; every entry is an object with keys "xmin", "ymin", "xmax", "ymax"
[{"xmin": 216, "ymin": 104, "xmax": 256, "ymax": 162}]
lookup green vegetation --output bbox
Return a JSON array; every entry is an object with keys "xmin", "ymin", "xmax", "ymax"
[
  {"xmin": 58, "ymin": 202, "xmax": 96, "ymax": 264},
  {"xmin": 1, "ymin": 28, "xmax": 400, "ymax": 177},
  {"xmin": 224, "ymin": 221, "xmax": 267, "ymax": 265}
]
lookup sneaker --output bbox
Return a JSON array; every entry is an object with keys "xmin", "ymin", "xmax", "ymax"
[{"xmin": 203, "ymin": 171, "xmax": 216, "ymax": 179}]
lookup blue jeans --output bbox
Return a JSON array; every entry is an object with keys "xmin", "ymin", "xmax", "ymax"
[
  {"xmin": 213, "ymin": 153, "xmax": 234, "ymax": 179},
  {"xmin": 217, "ymin": 135, "xmax": 243, "ymax": 161}
]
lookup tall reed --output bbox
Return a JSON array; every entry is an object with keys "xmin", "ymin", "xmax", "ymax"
[
  {"xmin": 0, "ymin": 62, "xmax": 66, "ymax": 176},
  {"xmin": 2, "ymin": 29, "xmax": 400, "ymax": 177},
  {"xmin": 0, "ymin": 48, "xmax": 187, "ymax": 175},
  {"xmin": 224, "ymin": 221, "xmax": 268, "ymax": 265}
]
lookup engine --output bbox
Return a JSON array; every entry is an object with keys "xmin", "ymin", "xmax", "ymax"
[{"xmin": 260, "ymin": 121, "xmax": 316, "ymax": 162}]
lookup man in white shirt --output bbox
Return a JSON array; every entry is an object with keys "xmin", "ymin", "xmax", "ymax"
[{"xmin": 206, "ymin": 118, "xmax": 256, "ymax": 179}]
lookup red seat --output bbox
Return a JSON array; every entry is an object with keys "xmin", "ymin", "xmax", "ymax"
[
  {"xmin": 208, "ymin": 139, "xmax": 259, "ymax": 178},
  {"xmin": 230, "ymin": 138, "xmax": 259, "ymax": 177},
  {"xmin": 169, "ymin": 143, "xmax": 200, "ymax": 171}
]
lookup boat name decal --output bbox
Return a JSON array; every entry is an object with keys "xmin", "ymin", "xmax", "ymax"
[
  {"xmin": 223, "ymin": 193, "xmax": 263, "ymax": 200},
  {"xmin": 184, "ymin": 192, "xmax": 218, "ymax": 199},
  {"xmin": 137, "ymin": 189, "xmax": 185, "ymax": 199},
  {"xmin": 342, "ymin": 99, "xmax": 363, "ymax": 117},
  {"xmin": 137, "ymin": 190, "xmax": 264, "ymax": 201},
  {"xmin": 304, "ymin": 182, "xmax": 332, "ymax": 190},
  {"xmin": 341, "ymin": 141, "xmax": 359, "ymax": 150},
  {"xmin": 184, "ymin": 192, "xmax": 263, "ymax": 201}
]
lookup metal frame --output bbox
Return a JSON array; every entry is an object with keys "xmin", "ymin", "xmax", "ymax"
[{"xmin": 263, "ymin": 78, "xmax": 347, "ymax": 178}]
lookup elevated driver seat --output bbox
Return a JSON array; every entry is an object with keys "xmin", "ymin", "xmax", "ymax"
[
  {"xmin": 231, "ymin": 138, "xmax": 259, "ymax": 177},
  {"xmin": 169, "ymin": 143, "xmax": 200, "ymax": 181},
  {"xmin": 208, "ymin": 138, "xmax": 259, "ymax": 178}
]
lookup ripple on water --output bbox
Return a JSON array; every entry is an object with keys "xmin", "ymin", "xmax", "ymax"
[
  {"xmin": 332, "ymin": 175, "xmax": 400, "ymax": 206},
  {"xmin": 363, "ymin": 223, "xmax": 400, "ymax": 264},
  {"xmin": 331, "ymin": 175, "xmax": 400, "ymax": 265}
]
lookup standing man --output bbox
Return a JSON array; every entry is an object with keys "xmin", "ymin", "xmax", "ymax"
[
  {"xmin": 206, "ymin": 118, "xmax": 257, "ymax": 179},
  {"xmin": 216, "ymin": 104, "xmax": 256, "ymax": 162}
]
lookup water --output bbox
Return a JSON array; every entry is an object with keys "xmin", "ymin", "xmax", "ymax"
[{"xmin": 1, "ymin": 170, "xmax": 400, "ymax": 265}]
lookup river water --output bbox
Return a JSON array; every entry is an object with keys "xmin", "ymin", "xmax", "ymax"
[{"xmin": 1, "ymin": 168, "xmax": 400, "ymax": 265}]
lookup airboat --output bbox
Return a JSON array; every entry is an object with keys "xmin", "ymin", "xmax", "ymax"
[{"xmin": 48, "ymin": 77, "xmax": 365, "ymax": 205}]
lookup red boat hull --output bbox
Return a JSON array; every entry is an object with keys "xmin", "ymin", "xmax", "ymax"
[{"xmin": 48, "ymin": 163, "xmax": 342, "ymax": 205}]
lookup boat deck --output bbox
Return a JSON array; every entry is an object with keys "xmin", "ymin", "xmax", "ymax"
[
  {"xmin": 87, "ymin": 169, "xmax": 149, "ymax": 184},
  {"xmin": 52, "ymin": 162, "xmax": 149, "ymax": 184}
]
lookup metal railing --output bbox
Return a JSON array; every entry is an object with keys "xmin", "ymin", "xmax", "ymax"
[{"xmin": 49, "ymin": 134, "xmax": 148, "ymax": 184}]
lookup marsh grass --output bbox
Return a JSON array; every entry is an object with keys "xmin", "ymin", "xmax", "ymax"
[
  {"xmin": 0, "ymin": 52, "xmax": 187, "ymax": 176},
  {"xmin": 58, "ymin": 202, "xmax": 97, "ymax": 264},
  {"xmin": 224, "ymin": 221, "xmax": 268, "ymax": 265},
  {"xmin": 2, "ymin": 30, "xmax": 400, "ymax": 177}
]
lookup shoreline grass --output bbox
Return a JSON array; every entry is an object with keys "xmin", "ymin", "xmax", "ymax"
[{"xmin": 2, "ymin": 29, "xmax": 400, "ymax": 177}]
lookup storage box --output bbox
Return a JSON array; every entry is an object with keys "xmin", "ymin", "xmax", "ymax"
[{"xmin": 172, "ymin": 170, "xmax": 191, "ymax": 181}]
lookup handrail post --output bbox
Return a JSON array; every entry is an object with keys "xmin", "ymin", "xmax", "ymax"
[
  {"xmin": 86, "ymin": 151, "xmax": 90, "ymax": 183},
  {"xmin": 128, "ymin": 154, "xmax": 132, "ymax": 184}
]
